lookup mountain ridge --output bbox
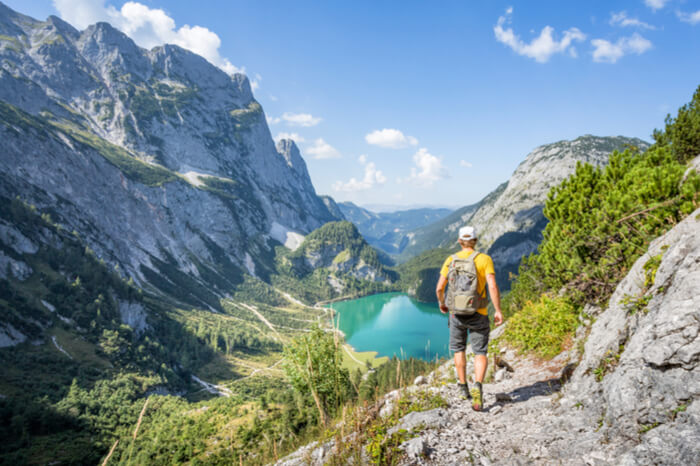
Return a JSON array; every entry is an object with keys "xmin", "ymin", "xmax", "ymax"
[
  {"xmin": 0, "ymin": 2, "xmax": 341, "ymax": 308},
  {"xmin": 397, "ymin": 135, "xmax": 650, "ymax": 295}
]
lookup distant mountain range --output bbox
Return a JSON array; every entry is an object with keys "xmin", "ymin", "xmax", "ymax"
[
  {"xmin": 360, "ymin": 203, "xmax": 460, "ymax": 213},
  {"xmin": 336, "ymin": 202, "xmax": 453, "ymax": 255}
]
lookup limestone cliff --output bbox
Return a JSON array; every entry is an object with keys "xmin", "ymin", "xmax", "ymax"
[{"xmin": 0, "ymin": 3, "xmax": 338, "ymax": 310}]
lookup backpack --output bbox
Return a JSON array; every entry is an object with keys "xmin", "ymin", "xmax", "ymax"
[{"xmin": 446, "ymin": 252, "xmax": 489, "ymax": 315}]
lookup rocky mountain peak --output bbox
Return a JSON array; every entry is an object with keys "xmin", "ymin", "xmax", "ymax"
[
  {"xmin": 276, "ymin": 138, "xmax": 308, "ymax": 173},
  {"xmin": 45, "ymin": 14, "xmax": 79, "ymax": 39},
  {"xmin": 0, "ymin": 1, "xmax": 28, "ymax": 30},
  {"xmin": 0, "ymin": 2, "xmax": 339, "ymax": 305},
  {"xmin": 78, "ymin": 21, "xmax": 152, "ymax": 79},
  {"xmin": 150, "ymin": 42, "xmax": 253, "ymax": 102}
]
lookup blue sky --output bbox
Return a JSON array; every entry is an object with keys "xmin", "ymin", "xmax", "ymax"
[{"xmin": 6, "ymin": 0, "xmax": 700, "ymax": 210}]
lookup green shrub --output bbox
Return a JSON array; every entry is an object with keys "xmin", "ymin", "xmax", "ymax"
[{"xmin": 502, "ymin": 295, "xmax": 579, "ymax": 359}]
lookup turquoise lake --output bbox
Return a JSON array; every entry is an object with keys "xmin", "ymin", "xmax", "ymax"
[{"xmin": 330, "ymin": 293, "xmax": 450, "ymax": 361}]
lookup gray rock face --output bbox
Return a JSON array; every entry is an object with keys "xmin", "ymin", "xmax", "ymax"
[
  {"xmin": 481, "ymin": 136, "xmax": 649, "ymax": 286},
  {"xmin": 0, "ymin": 221, "xmax": 38, "ymax": 254},
  {"xmin": 0, "ymin": 251, "xmax": 32, "ymax": 280},
  {"xmin": 598, "ymin": 208, "xmax": 700, "ymax": 443},
  {"xmin": 400, "ymin": 437, "xmax": 427, "ymax": 460},
  {"xmin": 388, "ymin": 408, "xmax": 449, "ymax": 435},
  {"xmin": 475, "ymin": 136, "xmax": 648, "ymax": 250},
  {"xmin": 0, "ymin": 323, "xmax": 27, "ymax": 347},
  {"xmin": 118, "ymin": 301, "xmax": 149, "ymax": 335},
  {"xmin": 0, "ymin": 4, "xmax": 338, "ymax": 305}
]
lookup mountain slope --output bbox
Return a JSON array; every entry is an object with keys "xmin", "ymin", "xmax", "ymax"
[
  {"xmin": 272, "ymin": 221, "xmax": 397, "ymax": 303},
  {"xmin": 397, "ymin": 184, "xmax": 506, "ymax": 261},
  {"xmin": 0, "ymin": 3, "xmax": 339, "ymax": 309},
  {"xmin": 398, "ymin": 135, "xmax": 650, "ymax": 290}
]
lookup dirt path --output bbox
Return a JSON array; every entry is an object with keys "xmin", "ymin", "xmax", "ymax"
[
  {"xmin": 232, "ymin": 358, "xmax": 285, "ymax": 383},
  {"xmin": 342, "ymin": 344, "xmax": 364, "ymax": 366},
  {"xmin": 191, "ymin": 375, "xmax": 232, "ymax": 397},
  {"xmin": 274, "ymin": 288, "xmax": 312, "ymax": 308},
  {"xmin": 51, "ymin": 335, "xmax": 72, "ymax": 359},
  {"xmin": 234, "ymin": 302, "xmax": 282, "ymax": 340}
]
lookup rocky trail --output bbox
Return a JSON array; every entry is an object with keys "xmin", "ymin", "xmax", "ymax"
[{"xmin": 278, "ymin": 209, "xmax": 700, "ymax": 466}]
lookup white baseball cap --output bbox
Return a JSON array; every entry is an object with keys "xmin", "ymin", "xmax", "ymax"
[{"xmin": 458, "ymin": 226, "xmax": 477, "ymax": 241}]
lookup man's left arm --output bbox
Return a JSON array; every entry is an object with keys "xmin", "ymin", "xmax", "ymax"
[{"xmin": 486, "ymin": 273, "xmax": 503, "ymax": 326}]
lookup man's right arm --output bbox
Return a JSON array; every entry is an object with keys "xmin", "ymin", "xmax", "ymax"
[
  {"xmin": 486, "ymin": 273, "xmax": 503, "ymax": 326},
  {"xmin": 436, "ymin": 275, "xmax": 448, "ymax": 313}
]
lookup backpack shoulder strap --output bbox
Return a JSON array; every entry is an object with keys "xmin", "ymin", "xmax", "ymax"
[
  {"xmin": 470, "ymin": 252, "xmax": 488, "ymax": 299},
  {"xmin": 448, "ymin": 254, "xmax": 459, "ymax": 270}
]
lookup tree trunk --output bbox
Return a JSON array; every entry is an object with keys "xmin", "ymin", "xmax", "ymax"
[{"xmin": 306, "ymin": 346, "xmax": 328, "ymax": 427}]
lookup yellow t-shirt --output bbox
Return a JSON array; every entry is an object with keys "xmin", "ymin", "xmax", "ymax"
[{"xmin": 440, "ymin": 250, "xmax": 495, "ymax": 316}]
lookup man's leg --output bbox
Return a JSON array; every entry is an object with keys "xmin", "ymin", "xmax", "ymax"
[
  {"xmin": 473, "ymin": 354, "xmax": 487, "ymax": 383},
  {"xmin": 454, "ymin": 351, "xmax": 467, "ymax": 383},
  {"xmin": 468, "ymin": 315, "xmax": 491, "ymax": 411},
  {"xmin": 449, "ymin": 315, "xmax": 471, "ymax": 399}
]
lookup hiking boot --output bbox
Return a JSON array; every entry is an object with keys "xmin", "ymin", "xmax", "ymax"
[
  {"xmin": 470, "ymin": 384, "xmax": 483, "ymax": 411},
  {"xmin": 458, "ymin": 383, "xmax": 471, "ymax": 400}
]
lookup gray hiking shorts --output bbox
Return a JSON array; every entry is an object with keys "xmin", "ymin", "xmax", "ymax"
[{"xmin": 449, "ymin": 313, "xmax": 490, "ymax": 355}]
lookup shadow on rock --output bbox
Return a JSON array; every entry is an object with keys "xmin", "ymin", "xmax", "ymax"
[{"xmin": 496, "ymin": 377, "xmax": 562, "ymax": 405}]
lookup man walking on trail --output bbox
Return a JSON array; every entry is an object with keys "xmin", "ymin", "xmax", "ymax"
[{"xmin": 436, "ymin": 226, "xmax": 503, "ymax": 411}]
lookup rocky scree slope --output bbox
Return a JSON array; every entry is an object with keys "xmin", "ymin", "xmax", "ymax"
[
  {"xmin": 0, "ymin": 3, "xmax": 338, "ymax": 310},
  {"xmin": 279, "ymin": 208, "xmax": 700, "ymax": 465},
  {"xmin": 399, "ymin": 136, "xmax": 649, "ymax": 290}
]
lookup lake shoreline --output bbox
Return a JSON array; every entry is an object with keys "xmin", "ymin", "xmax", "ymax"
[{"xmin": 330, "ymin": 292, "xmax": 450, "ymax": 362}]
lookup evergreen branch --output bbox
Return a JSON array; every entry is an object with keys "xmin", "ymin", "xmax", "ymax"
[{"xmin": 616, "ymin": 198, "xmax": 678, "ymax": 224}]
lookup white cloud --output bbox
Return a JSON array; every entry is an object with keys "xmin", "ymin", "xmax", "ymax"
[
  {"xmin": 591, "ymin": 33, "xmax": 652, "ymax": 63},
  {"xmin": 645, "ymin": 0, "xmax": 670, "ymax": 11},
  {"xmin": 268, "ymin": 95, "xmax": 279, "ymax": 102},
  {"xmin": 358, "ymin": 154, "xmax": 368, "ymax": 164},
  {"xmin": 365, "ymin": 128, "xmax": 419, "ymax": 149},
  {"xmin": 250, "ymin": 73, "xmax": 262, "ymax": 91},
  {"xmin": 281, "ymin": 112, "xmax": 322, "ymax": 127},
  {"xmin": 275, "ymin": 132, "xmax": 305, "ymax": 144},
  {"xmin": 677, "ymin": 10, "xmax": 700, "ymax": 25},
  {"xmin": 306, "ymin": 138, "xmax": 341, "ymax": 159},
  {"xmin": 333, "ymin": 161, "xmax": 386, "ymax": 192},
  {"xmin": 610, "ymin": 11, "xmax": 656, "ymax": 29},
  {"xmin": 406, "ymin": 148, "xmax": 448, "ymax": 187},
  {"xmin": 266, "ymin": 116, "xmax": 281, "ymax": 125},
  {"xmin": 460, "ymin": 160, "xmax": 473, "ymax": 168},
  {"xmin": 53, "ymin": 0, "xmax": 243, "ymax": 75},
  {"xmin": 494, "ymin": 8, "xmax": 585, "ymax": 63}
]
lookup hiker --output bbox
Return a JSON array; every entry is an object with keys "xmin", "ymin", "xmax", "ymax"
[{"xmin": 435, "ymin": 225, "xmax": 503, "ymax": 411}]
